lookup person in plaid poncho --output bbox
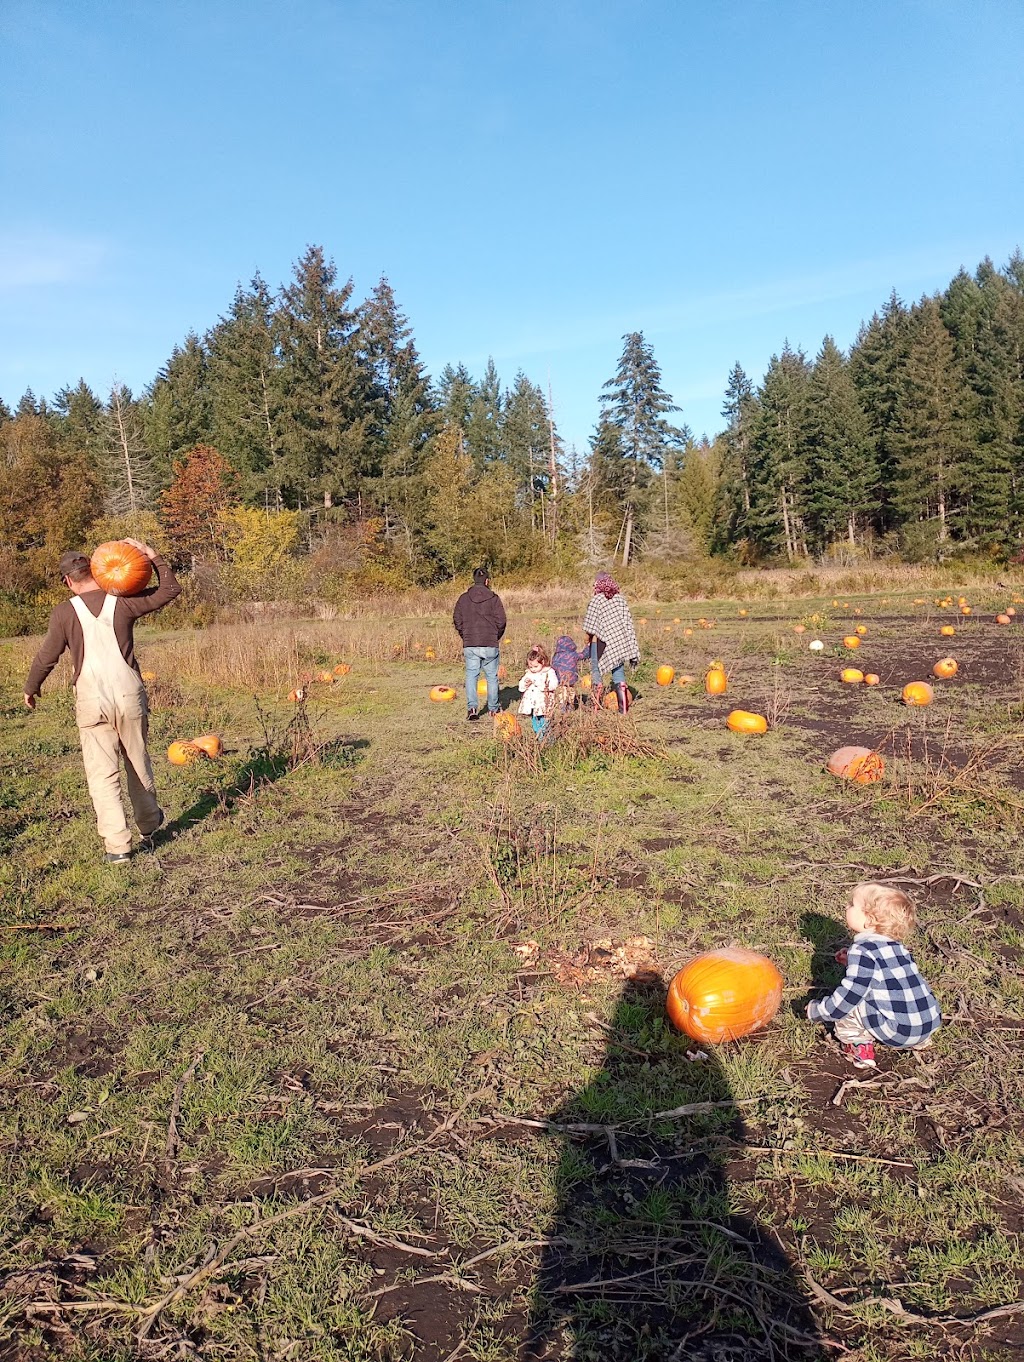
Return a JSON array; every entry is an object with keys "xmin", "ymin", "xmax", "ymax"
[{"xmin": 582, "ymin": 573, "xmax": 640, "ymax": 712}]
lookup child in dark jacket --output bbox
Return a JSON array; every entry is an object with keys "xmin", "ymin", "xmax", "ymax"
[{"xmin": 551, "ymin": 634, "xmax": 590, "ymax": 709}]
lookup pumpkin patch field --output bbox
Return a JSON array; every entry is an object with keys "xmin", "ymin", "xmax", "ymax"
[{"xmin": 1, "ymin": 589, "xmax": 1024, "ymax": 1362}]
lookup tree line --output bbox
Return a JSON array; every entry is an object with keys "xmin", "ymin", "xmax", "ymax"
[{"xmin": 2, "ymin": 245, "xmax": 1023, "ymax": 606}]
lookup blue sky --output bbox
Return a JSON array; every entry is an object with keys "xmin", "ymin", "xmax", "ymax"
[{"xmin": 2, "ymin": 0, "xmax": 1022, "ymax": 450}]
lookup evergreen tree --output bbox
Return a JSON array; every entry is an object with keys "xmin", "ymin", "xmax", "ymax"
[
  {"xmin": 465, "ymin": 357, "xmax": 502, "ymax": 470},
  {"xmin": 597, "ymin": 332, "xmax": 684, "ymax": 566},
  {"xmin": 52, "ymin": 379, "xmax": 104, "ymax": 470},
  {"xmin": 801, "ymin": 337, "xmax": 874, "ymax": 551},
  {"xmin": 146, "ymin": 332, "xmax": 212, "ymax": 467},
  {"xmin": 0, "ymin": 397, "xmax": 12, "ymax": 426},
  {"xmin": 16, "ymin": 389, "xmax": 40, "ymax": 418},
  {"xmin": 101, "ymin": 384, "xmax": 159, "ymax": 523},
  {"xmin": 360, "ymin": 276, "xmax": 436, "ymax": 555},
  {"xmin": 501, "ymin": 372, "xmax": 563, "ymax": 537},
  {"xmin": 713, "ymin": 363, "xmax": 758, "ymax": 550},
  {"xmin": 273, "ymin": 245, "xmax": 369, "ymax": 509},
  {"xmin": 436, "ymin": 363, "xmax": 476, "ymax": 434},
  {"xmin": 747, "ymin": 345, "xmax": 811, "ymax": 558},
  {"xmin": 206, "ymin": 274, "xmax": 281, "ymax": 498},
  {"xmin": 890, "ymin": 297, "xmax": 966, "ymax": 549},
  {"xmin": 968, "ymin": 261, "xmax": 1023, "ymax": 542},
  {"xmin": 849, "ymin": 292, "xmax": 910, "ymax": 533}
]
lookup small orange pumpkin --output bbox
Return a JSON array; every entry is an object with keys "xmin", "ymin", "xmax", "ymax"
[
  {"xmin": 932, "ymin": 657, "xmax": 958, "ymax": 679},
  {"xmin": 738, "ymin": 608, "xmax": 748, "ymax": 617},
  {"xmin": 996, "ymin": 614, "xmax": 1011, "ymax": 625},
  {"xmin": 90, "ymin": 541, "xmax": 153, "ymax": 597},
  {"xmin": 493, "ymin": 712, "xmax": 519, "ymax": 742},
  {"xmin": 602, "ymin": 687, "xmax": 633, "ymax": 711},
  {"xmin": 1007, "ymin": 607, "xmax": 1017, "ymax": 617},
  {"xmin": 940, "ymin": 625, "xmax": 956, "ymax": 637},
  {"xmin": 676, "ymin": 673, "xmax": 695, "ymax": 686},
  {"xmin": 476, "ymin": 675, "xmax": 489, "ymax": 697},
  {"xmin": 793, "ymin": 624, "xmax": 806, "ymax": 634},
  {"xmin": 705, "ymin": 667, "xmax": 727, "ymax": 695},
  {"xmin": 726, "ymin": 709, "xmax": 768, "ymax": 734},
  {"xmin": 430, "ymin": 685, "xmax": 456, "ymax": 703},
  {"xmin": 843, "ymin": 635, "xmax": 861, "ymax": 650},
  {"xmin": 960, "ymin": 605, "xmax": 972, "ymax": 616},
  {"xmin": 666, "ymin": 948, "xmax": 783, "ymax": 1044},
  {"xmin": 863, "ymin": 673, "xmax": 880, "ymax": 686},
  {"xmin": 167, "ymin": 740, "xmax": 204, "ymax": 766},
  {"xmin": 193, "ymin": 733, "xmax": 223, "ymax": 758},
  {"xmin": 656, "ymin": 665, "xmax": 675, "ymax": 686},
  {"xmin": 424, "ymin": 648, "xmax": 436, "ymax": 661},
  {"xmin": 333, "ymin": 663, "xmax": 351, "ymax": 677},
  {"xmin": 840, "ymin": 668, "xmax": 864, "ymax": 684},
  {"xmin": 902, "ymin": 681, "xmax": 934, "ymax": 706},
  {"xmin": 317, "ymin": 670, "xmax": 335, "ymax": 684},
  {"xmin": 287, "ymin": 686, "xmax": 307, "ymax": 703},
  {"xmin": 855, "ymin": 625, "xmax": 868, "ymax": 636},
  {"xmin": 827, "ymin": 745, "xmax": 885, "ymax": 784}
]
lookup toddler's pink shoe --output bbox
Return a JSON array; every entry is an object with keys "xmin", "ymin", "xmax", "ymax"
[{"xmin": 841, "ymin": 1041, "xmax": 876, "ymax": 1069}]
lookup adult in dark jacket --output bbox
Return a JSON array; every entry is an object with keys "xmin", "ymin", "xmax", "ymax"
[{"xmin": 452, "ymin": 567, "xmax": 507, "ymax": 719}]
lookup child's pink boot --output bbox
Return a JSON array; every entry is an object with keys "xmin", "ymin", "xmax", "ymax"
[{"xmin": 841, "ymin": 1041, "xmax": 876, "ymax": 1069}]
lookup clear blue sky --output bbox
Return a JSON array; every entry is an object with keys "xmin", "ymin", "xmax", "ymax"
[{"xmin": 2, "ymin": 0, "xmax": 1022, "ymax": 451}]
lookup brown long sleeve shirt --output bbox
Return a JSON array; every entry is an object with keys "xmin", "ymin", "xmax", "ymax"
[{"xmin": 24, "ymin": 555, "xmax": 182, "ymax": 697}]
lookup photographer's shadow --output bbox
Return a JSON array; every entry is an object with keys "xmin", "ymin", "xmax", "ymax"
[{"xmin": 522, "ymin": 978, "xmax": 822, "ymax": 1360}]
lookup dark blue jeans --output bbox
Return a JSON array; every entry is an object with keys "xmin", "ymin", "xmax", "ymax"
[{"xmin": 464, "ymin": 646, "xmax": 500, "ymax": 714}]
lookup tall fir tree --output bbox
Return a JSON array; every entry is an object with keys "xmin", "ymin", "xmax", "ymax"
[
  {"xmin": 436, "ymin": 363, "xmax": 476, "ymax": 434},
  {"xmin": 501, "ymin": 372, "xmax": 563, "ymax": 537},
  {"xmin": 890, "ymin": 297, "xmax": 966, "ymax": 548},
  {"xmin": 52, "ymin": 379, "xmax": 104, "ymax": 471},
  {"xmin": 747, "ymin": 344, "xmax": 811, "ymax": 558},
  {"xmin": 801, "ymin": 337, "xmax": 875, "ymax": 551},
  {"xmin": 713, "ymin": 363, "xmax": 758, "ymax": 551},
  {"xmin": 597, "ymin": 331, "xmax": 684, "ymax": 566},
  {"xmin": 206, "ymin": 274, "xmax": 281, "ymax": 498},
  {"xmin": 273, "ymin": 245, "xmax": 369, "ymax": 509},
  {"xmin": 849, "ymin": 292, "xmax": 910, "ymax": 533},
  {"xmin": 145, "ymin": 332, "xmax": 212, "ymax": 469},
  {"xmin": 465, "ymin": 358, "xmax": 503, "ymax": 470}
]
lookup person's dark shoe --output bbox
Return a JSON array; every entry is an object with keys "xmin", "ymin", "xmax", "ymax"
[
  {"xmin": 466, "ymin": 709, "xmax": 480, "ymax": 722},
  {"xmin": 138, "ymin": 809, "xmax": 165, "ymax": 852},
  {"xmin": 104, "ymin": 851, "xmax": 132, "ymax": 864}
]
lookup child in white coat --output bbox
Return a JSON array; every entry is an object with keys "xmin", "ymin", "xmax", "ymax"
[{"xmin": 517, "ymin": 644, "xmax": 559, "ymax": 738}]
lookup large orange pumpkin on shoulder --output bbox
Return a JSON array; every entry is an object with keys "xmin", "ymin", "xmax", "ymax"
[
  {"xmin": 666, "ymin": 948, "xmax": 783, "ymax": 1043},
  {"xmin": 91, "ymin": 541, "xmax": 152, "ymax": 596}
]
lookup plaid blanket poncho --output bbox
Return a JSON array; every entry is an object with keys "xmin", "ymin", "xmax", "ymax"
[{"xmin": 582, "ymin": 593, "xmax": 640, "ymax": 672}]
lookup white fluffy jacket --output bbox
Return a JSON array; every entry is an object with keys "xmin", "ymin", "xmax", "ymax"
[{"xmin": 518, "ymin": 666, "xmax": 559, "ymax": 716}]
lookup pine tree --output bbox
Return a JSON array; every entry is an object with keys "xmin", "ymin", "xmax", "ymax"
[
  {"xmin": 465, "ymin": 358, "xmax": 502, "ymax": 470},
  {"xmin": 146, "ymin": 333, "xmax": 212, "ymax": 467},
  {"xmin": 501, "ymin": 372, "xmax": 563, "ymax": 537},
  {"xmin": 849, "ymin": 292, "xmax": 910, "ymax": 533},
  {"xmin": 436, "ymin": 363, "xmax": 476, "ymax": 434},
  {"xmin": 206, "ymin": 274, "xmax": 281, "ymax": 498},
  {"xmin": 714, "ymin": 363, "xmax": 758, "ymax": 550},
  {"xmin": 801, "ymin": 337, "xmax": 875, "ymax": 552},
  {"xmin": 52, "ymin": 379, "xmax": 104, "ymax": 471},
  {"xmin": 101, "ymin": 384, "xmax": 159, "ymax": 524},
  {"xmin": 747, "ymin": 345, "xmax": 811, "ymax": 558},
  {"xmin": 273, "ymin": 245, "xmax": 370, "ymax": 509},
  {"xmin": 890, "ymin": 297, "xmax": 966, "ymax": 549},
  {"xmin": 0, "ymin": 398, "xmax": 12, "ymax": 426},
  {"xmin": 597, "ymin": 332, "xmax": 684, "ymax": 566}
]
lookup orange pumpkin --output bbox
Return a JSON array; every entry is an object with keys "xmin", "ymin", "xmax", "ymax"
[
  {"xmin": 477, "ymin": 675, "xmax": 489, "ymax": 697},
  {"xmin": 192, "ymin": 733, "xmax": 223, "ymax": 758},
  {"xmin": 602, "ymin": 687, "xmax": 632, "ymax": 710},
  {"xmin": 90, "ymin": 541, "xmax": 152, "ymax": 597},
  {"xmin": 996, "ymin": 614, "xmax": 1011, "ymax": 625},
  {"xmin": 666, "ymin": 948, "xmax": 783, "ymax": 1044},
  {"xmin": 855, "ymin": 625, "xmax": 868, "ymax": 636},
  {"xmin": 705, "ymin": 667, "xmax": 727, "ymax": 695},
  {"xmin": 167, "ymin": 740, "xmax": 204, "ymax": 766},
  {"xmin": 317, "ymin": 670, "xmax": 334, "ymax": 684},
  {"xmin": 726, "ymin": 709, "xmax": 768, "ymax": 734},
  {"xmin": 960, "ymin": 605, "xmax": 972, "ymax": 616},
  {"xmin": 333, "ymin": 663, "xmax": 351, "ymax": 677},
  {"xmin": 738, "ymin": 608, "xmax": 748, "ymax": 617},
  {"xmin": 493, "ymin": 712, "xmax": 519, "ymax": 742},
  {"xmin": 424, "ymin": 648, "xmax": 436, "ymax": 661},
  {"xmin": 656, "ymin": 665, "xmax": 675, "ymax": 686},
  {"xmin": 827, "ymin": 745, "xmax": 885, "ymax": 784},
  {"xmin": 843, "ymin": 635, "xmax": 860, "ymax": 650},
  {"xmin": 793, "ymin": 624, "xmax": 806, "ymax": 634},
  {"xmin": 840, "ymin": 668, "xmax": 864, "ymax": 684},
  {"xmin": 940, "ymin": 625, "xmax": 956, "ymax": 637},
  {"xmin": 287, "ymin": 686, "xmax": 307, "ymax": 703},
  {"xmin": 140, "ymin": 669, "xmax": 156, "ymax": 683},
  {"xmin": 1008, "ymin": 608, "xmax": 1017, "ymax": 617},
  {"xmin": 676, "ymin": 673, "xmax": 695, "ymax": 686},
  {"xmin": 430, "ymin": 685, "xmax": 456, "ymax": 703},
  {"xmin": 902, "ymin": 681, "xmax": 934, "ymax": 707},
  {"xmin": 932, "ymin": 657, "xmax": 957, "ymax": 679},
  {"xmin": 863, "ymin": 673, "xmax": 880, "ymax": 686}
]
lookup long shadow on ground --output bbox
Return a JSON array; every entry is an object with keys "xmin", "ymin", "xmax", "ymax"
[{"xmin": 522, "ymin": 979, "xmax": 824, "ymax": 1361}]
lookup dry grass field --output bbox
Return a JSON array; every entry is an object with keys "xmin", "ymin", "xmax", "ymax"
[{"xmin": 1, "ymin": 584, "xmax": 1023, "ymax": 1361}]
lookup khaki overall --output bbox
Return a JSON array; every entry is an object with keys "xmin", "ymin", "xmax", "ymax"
[{"xmin": 71, "ymin": 595, "xmax": 161, "ymax": 854}]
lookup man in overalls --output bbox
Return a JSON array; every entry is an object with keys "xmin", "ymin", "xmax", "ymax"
[{"xmin": 23, "ymin": 539, "xmax": 182, "ymax": 863}]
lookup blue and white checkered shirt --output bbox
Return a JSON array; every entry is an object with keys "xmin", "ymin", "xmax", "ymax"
[{"xmin": 809, "ymin": 931, "xmax": 941, "ymax": 1047}]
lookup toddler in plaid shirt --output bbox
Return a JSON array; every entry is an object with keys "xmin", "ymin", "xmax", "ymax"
[{"xmin": 806, "ymin": 882, "xmax": 941, "ymax": 1069}]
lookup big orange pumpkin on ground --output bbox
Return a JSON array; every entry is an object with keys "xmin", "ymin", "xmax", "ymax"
[{"xmin": 666, "ymin": 949, "xmax": 783, "ymax": 1043}]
